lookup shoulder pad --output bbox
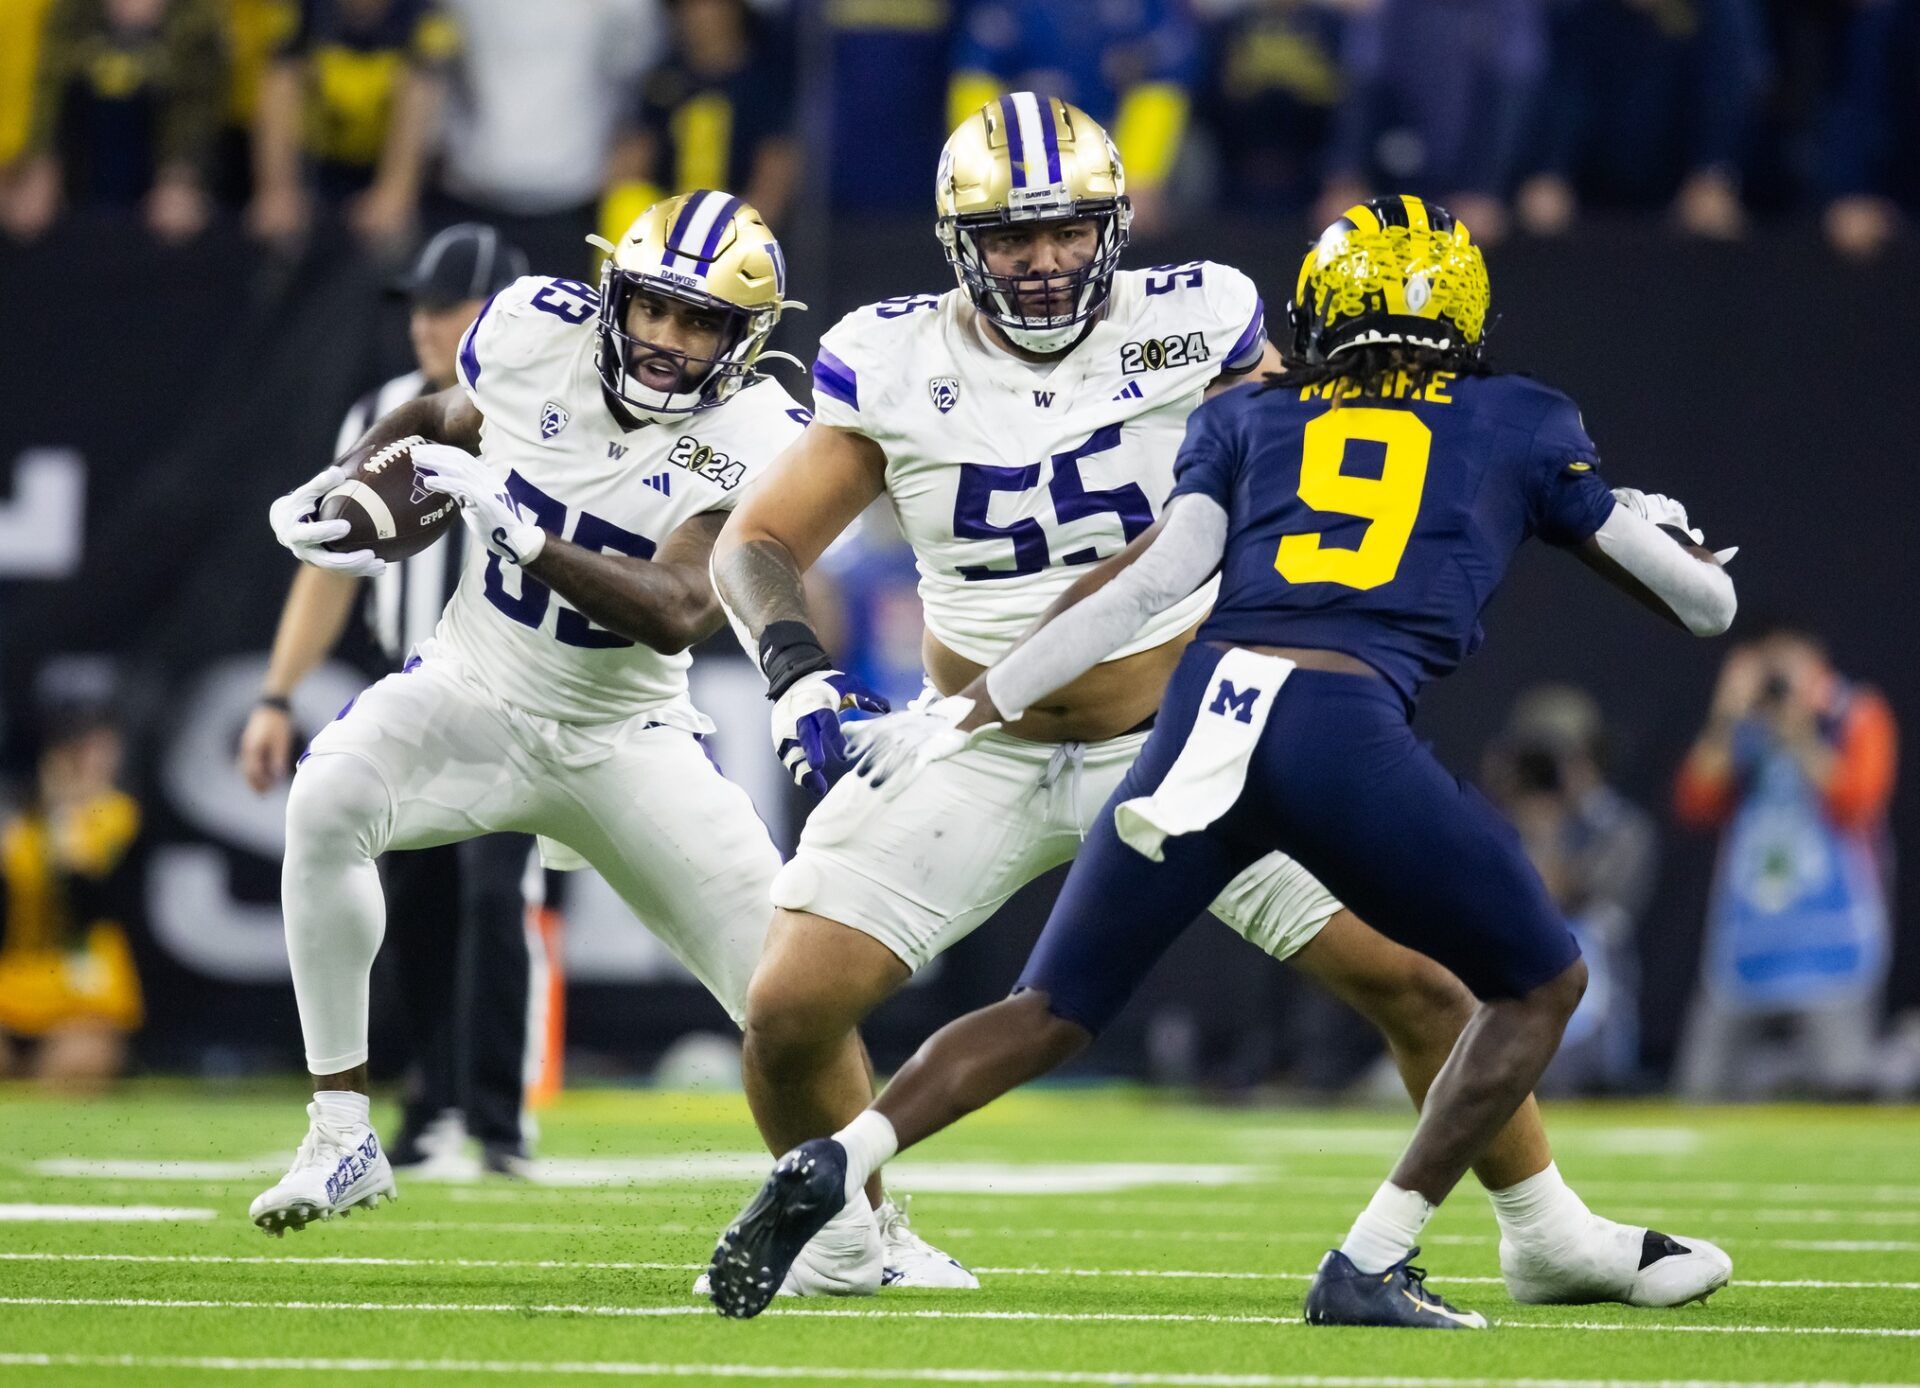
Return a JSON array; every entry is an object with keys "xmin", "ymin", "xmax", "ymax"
[
  {"xmin": 814, "ymin": 293, "xmax": 948, "ymax": 418},
  {"xmin": 457, "ymin": 276, "xmax": 598, "ymax": 394}
]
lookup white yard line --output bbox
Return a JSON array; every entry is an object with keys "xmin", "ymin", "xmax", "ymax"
[
  {"xmin": 3, "ymin": 1294, "xmax": 1918, "ymax": 1337},
  {"xmin": 0, "ymin": 1352, "xmax": 1912, "ymax": 1388},
  {"xmin": 354, "ymin": 1212, "xmax": 1920, "ymax": 1240},
  {"xmin": 0, "ymin": 1204, "xmax": 214, "ymax": 1222},
  {"xmin": 1, "ymin": 1251, "xmax": 1914, "ymax": 1292}
]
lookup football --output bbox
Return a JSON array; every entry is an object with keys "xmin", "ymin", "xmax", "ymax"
[{"xmin": 318, "ymin": 434, "xmax": 460, "ymax": 563}]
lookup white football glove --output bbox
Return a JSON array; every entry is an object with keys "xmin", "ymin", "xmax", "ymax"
[
  {"xmin": 844, "ymin": 695, "xmax": 1001, "ymax": 800},
  {"xmin": 415, "ymin": 443, "xmax": 547, "ymax": 566},
  {"xmin": 268, "ymin": 464, "xmax": 386, "ymax": 577},
  {"xmin": 1610, "ymin": 487, "xmax": 1703, "ymax": 545},
  {"xmin": 770, "ymin": 669, "xmax": 890, "ymax": 796}
]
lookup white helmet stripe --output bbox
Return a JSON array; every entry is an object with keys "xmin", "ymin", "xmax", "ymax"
[
  {"xmin": 666, "ymin": 190, "xmax": 733, "ymax": 276},
  {"xmin": 1010, "ymin": 92, "xmax": 1052, "ymax": 190}
]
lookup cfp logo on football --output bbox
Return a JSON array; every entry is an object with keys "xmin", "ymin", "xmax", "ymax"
[
  {"xmin": 540, "ymin": 401, "xmax": 571, "ymax": 439},
  {"xmin": 928, "ymin": 377, "xmax": 961, "ymax": 414}
]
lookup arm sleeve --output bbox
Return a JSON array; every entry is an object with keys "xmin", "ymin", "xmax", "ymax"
[
  {"xmin": 986, "ymin": 493, "xmax": 1229, "ymax": 720},
  {"xmin": 1593, "ymin": 504, "xmax": 1737, "ymax": 637},
  {"xmin": 1825, "ymin": 689, "xmax": 1898, "ymax": 829},
  {"xmin": 1525, "ymin": 395, "xmax": 1613, "ymax": 546}
]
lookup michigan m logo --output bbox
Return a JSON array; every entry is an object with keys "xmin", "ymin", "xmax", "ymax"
[{"xmin": 1208, "ymin": 679, "xmax": 1259, "ymax": 723}]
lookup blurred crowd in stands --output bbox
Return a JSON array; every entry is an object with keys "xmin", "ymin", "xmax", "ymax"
[{"xmin": 1, "ymin": 0, "xmax": 1915, "ymax": 266}]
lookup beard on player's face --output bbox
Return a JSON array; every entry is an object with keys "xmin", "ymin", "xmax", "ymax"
[{"xmin": 623, "ymin": 291, "xmax": 730, "ymax": 394}]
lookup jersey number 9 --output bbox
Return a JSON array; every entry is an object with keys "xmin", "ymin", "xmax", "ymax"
[{"xmin": 1275, "ymin": 408, "xmax": 1431, "ymax": 591}]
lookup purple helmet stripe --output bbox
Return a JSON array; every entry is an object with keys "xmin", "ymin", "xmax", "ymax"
[
  {"xmin": 766, "ymin": 237, "xmax": 788, "ymax": 296},
  {"xmin": 999, "ymin": 94, "xmax": 1027, "ymax": 188},
  {"xmin": 813, "ymin": 349, "xmax": 858, "ymax": 408},
  {"xmin": 1225, "ymin": 298, "xmax": 1267, "ymax": 369},
  {"xmin": 1039, "ymin": 98, "xmax": 1063, "ymax": 184},
  {"xmin": 699, "ymin": 195, "xmax": 744, "ymax": 261}
]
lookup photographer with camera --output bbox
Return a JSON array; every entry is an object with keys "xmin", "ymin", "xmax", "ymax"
[
  {"xmin": 1673, "ymin": 627, "xmax": 1898, "ymax": 1098},
  {"xmin": 1484, "ymin": 686, "xmax": 1658, "ymax": 1095}
]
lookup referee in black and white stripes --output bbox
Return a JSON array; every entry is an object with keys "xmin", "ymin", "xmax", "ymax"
[{"xmin": 240, "ymin": 224, "xmax": 543, "ymax": 1177}]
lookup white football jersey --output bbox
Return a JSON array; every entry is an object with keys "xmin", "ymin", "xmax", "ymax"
[
  {"xmin": 811, "ymin": 262, "xmax": 1266, "ymax": 665},
  {"xmin": 438, "ymin": 274, "xmax": 808, "ymax": 724}
]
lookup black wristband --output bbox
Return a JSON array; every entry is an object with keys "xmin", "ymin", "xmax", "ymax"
[
  {"xmin": 257, "ymin": 694, "xmax": 292, "ymax": 713},
  {"xmin": 759, "ymin": 620, "xmax": 833, "ymax": 700}
]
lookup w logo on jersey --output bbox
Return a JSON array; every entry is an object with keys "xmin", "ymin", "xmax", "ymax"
[
  {"xmin": 641, "ymin": 473, "xmax": 672, "ymax": 496},
  {"xmin": 1032, "ymin": 390, "xmax": 1055, "ymax": 408},
  {"xmin": 540, "ymin": 401, "xmax": 570, "ymax": 439},
  {"xmin": 929, "ymin": 377, "xmax": 961, "ymax": 414}
]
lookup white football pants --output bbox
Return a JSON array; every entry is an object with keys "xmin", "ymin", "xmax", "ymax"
[{"xmin": 283, "ymin": 653, "xmax": 779, "ymax": 1073}]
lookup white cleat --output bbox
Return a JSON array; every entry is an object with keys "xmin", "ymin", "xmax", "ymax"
[
  {"xmin": 249, "ymin": 1103, "xmax": 397, "ymax": 1236},
  {"xmin": 1502, "ymin": 1217, "xmax": 1732, "ymax": 1307},
  {"xmin": 878, "ymin": 1197, "xmax": 978, "ymax": 1289},
  {"xmin": 691, "ymin": 1196, "xmax": 882, "ymax": 1298}
]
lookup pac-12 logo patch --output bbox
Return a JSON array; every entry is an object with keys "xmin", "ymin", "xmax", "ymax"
[
  {"xmin": 540, "ymin": 401, "xmax": 570, "ymax": 439},
  {"xmin": 929, "ymin": 377, "xmax": 961, "ymax": 414}
]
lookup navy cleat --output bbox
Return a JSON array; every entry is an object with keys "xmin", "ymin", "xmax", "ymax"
[
  {"xmin": 708, "ymin": 1138, "xmax": 851, "ymax": 1318},
  {"xmin": 1304, "ymin": 1248, "xmax": 1488, "ymax": 1329}
]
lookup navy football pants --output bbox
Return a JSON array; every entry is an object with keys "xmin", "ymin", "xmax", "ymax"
[{"xmin": 1018, "ymin": 643, "xmax": 1581, "ymax": 1034}]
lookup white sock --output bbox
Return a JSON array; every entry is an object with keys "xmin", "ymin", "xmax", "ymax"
[
  {"xmin": 833, "ymin": 1110, "xmax": 898, "ymax": 1204},
  {"xmin": 283, "ymin": 754, "xmax": 391, "ymax": 1073},
  {"xmin": 1339, "ymin": 1181, "xmax": 1434, "ymax": 1274},
  {"xmin": 1487, "ymin": 1162, "xmax": 1591, "ymax": 1248},
  {"xmin": 313, "ymin": 1089, "xmax": 370, "ymax": 1130}
]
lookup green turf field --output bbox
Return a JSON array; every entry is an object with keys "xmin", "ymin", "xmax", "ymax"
[{"xmin": 4, "ymin": 1082, "xmax": 1917, "ymax": 1385}]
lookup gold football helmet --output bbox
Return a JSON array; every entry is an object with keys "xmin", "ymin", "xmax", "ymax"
[
  {"xmin": 1287, "ymin": 195, "xmax": 1490, "ymax": 364},
  {"xmin": 594, "ymin": 190, "xmax": 792, "ymax": 421},
  {"xmin": 935, "ymin": 92, "xmax": 1132, "ymax": 353}
]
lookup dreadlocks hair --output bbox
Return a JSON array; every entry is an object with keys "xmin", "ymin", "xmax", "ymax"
[{"xmin": 1258, "ymin": 343, "xmax": 1499, "ymax": 404}]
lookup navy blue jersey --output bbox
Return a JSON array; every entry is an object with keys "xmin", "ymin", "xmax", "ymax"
[{"xmin": 1169, "ymin": 371, "xmax": 1616, "ymax": 703}]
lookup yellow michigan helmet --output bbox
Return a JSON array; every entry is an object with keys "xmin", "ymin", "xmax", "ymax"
[
  {"xmin": 935, "ymin": 92, "xmax": 1131, "ymax": 353},
  {"xmin": 594, "ymin": 190, "xmax": 792, "ymax": 421},
  {"xmin": 1287, "ymin": 195, "xmax": 1491, "ymax": 364}
]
